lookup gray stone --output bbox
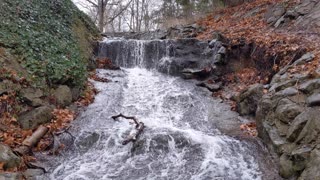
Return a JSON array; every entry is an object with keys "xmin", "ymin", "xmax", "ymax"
[
  {"xmin": 0, "ymin": 144, "xmax": 21, "ymax": 170},
  {"xmin": 279, "ymin": 154, "xmax": 295, "ymax": 178},
  {"xmin": 18, "ymin": 105, "xmax": 54, "ymax": 129},
  {"xmin": 265, "ymin": 4, "xmax": 286, "ymax": 24},
  {"xmin": 296, "ymin": 107, "xmax": 320, "ymax": 144},
  {"xmin": 299, "ymin": 79, "xmax": 320, "ymax": 94},
  {"xmin": 217, "ymin": 46, "xmax": 226, "ymax": 54},
  {"xmin": 0, "ymin": 172, "xmax": 23, "ymax": 180},
  {"xmin": 293, "ymin": 52, "xmax": 315, "ymax": 66},
  {"xmin": 275, "ymin": 87, "xmax": 299, "ymax": 97},
  {"xmin": 296, "ymin": 0, "xmax": 317, "ymax": 15},
  {"xmin": 196, "ymin": 82, "xmax": 221, "ymax": 92},
  {"xmin": 287, "ymin": 109, "xmax": 315, "ymax": 142},
  {"xmin": 23, "ymin": 169, "xmax": 45, "ymax": 180},
  {"xmin": 291, "ymin": 146, "xmax": 313, "ymax": 171},
  {"xmin": 269, "ymin": 79, "xmax": 298, "ymax": 92},
  {"xmin": 299, "ymin": 149, "xmax": 320, "ymax": 180},
  {"xmin": 284, "ymin": 10, "xmax": 299, "ymax": 19},
  {"xmin": 274, "ymin": 16, "xmax": 285, "ymax": 28},
  {"xmin": 0, "ymin": 80, "xmax": 21, "ymax": 95},
  {"xmin": 306, "ymin": 93, "xmax": 320, "ymax": 107},
  {"xmin": 275, "ymin": 98, "xmax": 303, "ymax": 124},
  {"xmin": 236, "ymin": 84, "xmax": 264, "ymax": 115},
  {"xmin": 54, "ymin": 85, "xmax": 73, "ymax": 107},
  {"xmin": 20, "ymin": 88, "xmax": 44, "ymax": 107}
]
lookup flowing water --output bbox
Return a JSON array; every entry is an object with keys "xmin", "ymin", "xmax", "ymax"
[{"xmin": 39, "ymin": 39, "xmax": 280, "ymax": 180}]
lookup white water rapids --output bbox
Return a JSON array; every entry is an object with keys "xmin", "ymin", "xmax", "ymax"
[{"xmin": 38, "ymin": 68, "xmax": 279, "ymax": 180}]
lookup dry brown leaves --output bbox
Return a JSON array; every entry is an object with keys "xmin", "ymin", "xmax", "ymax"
[
  {"xmin": 76, "ymin": 81, "xmax": 97, "ymax": 106},
  {"xmin": 197, "ymin": 0, "xmax": 319, "ymax": 73},
  {"xmin": 240, "ymin": 122, "xmax": 258, "ymax": 137}
]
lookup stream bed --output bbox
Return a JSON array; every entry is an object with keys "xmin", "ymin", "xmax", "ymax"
[{"xmin": 38, "ymin": 67, "xmax": 280, "ymax": 180}]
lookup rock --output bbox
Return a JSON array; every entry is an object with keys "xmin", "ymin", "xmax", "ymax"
[
  {"xmin": 196, "ymin": 82, "xmax": 221, "ymax": 92},
  {"xmin": 71, "ymin": 87, "xmax": 82, "ymax": 101},
  {"xmin": 279, "ymin": 154, "xmax": 295, "ymax": 178},
  {"xmin": 265, "ymin": 4, "xmax": 285, "ymax": 23},
  {"xmin": 293, "ymin": 52, "xmax": 315, "ymax": 66},
  {"xmin": 284, "ymin": 10, "xmax": 299, "ymax": 19},
  {"xmin": 296, "ymin": 0, "xmax": 317, "ymax": 15},
  {"xmin": 217, "ymin": 46, "xmax": 226, "ymax": 55},
  {"xmin": 0, "ymin": 80, "xmax": 21, "ymax": 95},
  {"xmin": 291, "ymin": 146, "xmax": 313, "ymax": 171},
  {"xmin": 54, "ymin": 85, "xmax": 73, "ymax": 107},
  {"xmin": 296, "ymin": 107, "xmax": 320, "ymax": 144},
  {"xmin": 275, "ymin": 98, "xmax": 303, "ymax": 124},
  {"xmin": 275, "ymin": 87, "xmax": 299, "ymax": 97},
  {"xmin": 0, "ymin": 144, "xmax": 21, "ymax": 170},
  {"xmin": 287, "ymin": 109, "xmax": 315, "ymax": 142},
  {"xmin": 208, "ymin": 39, "xmax": 217, "ymax": 48},
  {"xmin": 306, "ymin": 93, "xmax": 320, "ymax": 107},
  {"xmin": 23, "ymin": 169, "xmax": 45, "ymax": 179},
  {"xmin": 299, "ymin": 79, "xmax": 320, "ymax": 94},
  {"xmin": 299, "ymin": 149, "xmax": 320, "ymax": 180},
  {"xmin": 0, "ymin": 172, "xmax": 23, "ymax": 180},
  {"xmin": 269, "ymin": 79, "xmax": 298, "ymax": 92},
  {"xmin": 20, "ymin": 88, "xmax": 44, "ymax": 107},
  {"xmin": 274, "ymin": 15, "xmax": 285, "ymax": 28},
  {"xmin": 236, "ymin": 84, "xmax": 264, "ymax": 115},
  {"xmin": 18, "ymin": 106, "xmax": 54, "ymax": 129}
]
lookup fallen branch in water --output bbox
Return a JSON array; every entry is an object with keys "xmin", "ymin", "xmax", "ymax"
[{"xmin": 111, "ymin": 113, "xmax": 145, "ymax": 145}]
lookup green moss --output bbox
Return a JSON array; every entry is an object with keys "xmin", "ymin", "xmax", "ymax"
[{"xmin": 0, "ymin": 0, "xmax": 99, "ymax": 88}]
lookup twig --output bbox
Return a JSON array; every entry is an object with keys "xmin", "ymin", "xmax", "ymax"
[
  {"xmin": 112, "ymin": 113, "xmax": 139, "ymax": 128},
  {"xmin": 111, "ymin": 113, "xmax": 145, "ymax": 145}
]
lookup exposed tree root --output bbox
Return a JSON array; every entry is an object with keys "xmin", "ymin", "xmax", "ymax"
[{"xmin": 111, "ymin": 113, "xmax": 145, "ymax": 145}]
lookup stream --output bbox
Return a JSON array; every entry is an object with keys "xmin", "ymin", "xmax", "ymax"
[{"xmin": 38, "ymin": 39, "xmax": 280, "ymax": 180}]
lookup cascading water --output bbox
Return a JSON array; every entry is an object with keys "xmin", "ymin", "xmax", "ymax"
[{"xmin": 39, "ymin": 39, "xmax": 280, "ymax": 180}]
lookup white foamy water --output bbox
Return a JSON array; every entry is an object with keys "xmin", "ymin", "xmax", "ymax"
[{"xmin": 40, "ymin": 68, "xmax": 278, "ymax": 180}]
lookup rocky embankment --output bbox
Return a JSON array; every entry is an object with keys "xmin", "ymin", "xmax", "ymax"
[{"xmin": 0, "ymin": 0, "xmax": 98, "ymax": 178}]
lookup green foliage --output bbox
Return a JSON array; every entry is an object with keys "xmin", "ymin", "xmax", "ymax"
[{"xmin": 0, "ymin": 0, "xmax": 99, "ymax": 87}]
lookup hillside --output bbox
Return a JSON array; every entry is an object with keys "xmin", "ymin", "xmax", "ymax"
[{"xmin": 0, "ymin": 0, "xmax": 99, "ymax": 177}]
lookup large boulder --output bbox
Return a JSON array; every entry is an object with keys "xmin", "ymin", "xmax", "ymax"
[
  {"xmin": 53, "ymin": 85, "xmax": 73, "ymax": 107},
  {"xmin": 0, "ymin": 144, "xmax": 21, "ymax": 170},
  {"xmin": 296, "ymin": 107, "xmax": 320, "ymax": 144},
  {"xmin": 235, "ymin": 84, "xmax": 264, "ymax": 115},
  {"xmin": 18, "ymin": 106, "xmax": 54, "ymax": 129}
]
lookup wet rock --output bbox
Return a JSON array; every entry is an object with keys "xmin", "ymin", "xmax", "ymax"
[
  {"xmin": 306, "ymin": 93, "xmax": 320, "ymax": 107},
  {"xmin": 196, "ymin": 82, "xmax": 221, "ymax": 92},
  {"xmin": 287, "ymin": 109, "xmax": 314, "ymax": 142},
  {"xmin": 54, "ymin": 85, "xmax": 72, "ymax": 107},
  {"xmin": 0, "ymin": 172, "xmax": 23, "ymax": 180},
  {"xmin": 299, "ymin": 79, "xmax": 320, "ymax": 94},
  {"xmin": 279, "ymin": 154, "xmax": 295, "ymax": 178},
  {"xmin": 76, "ymin": 132, "xmax": 100, "ymax": 154},
  {"xmin": 275, "ymin": 98, "xmax": 303, "ymax": 124},
  {"xmin": 235, "ymin": 84, "xmax": 264, "ymax": 115},
  {"xmin": 20, "ymin": 88, "xmax": 44, "ymax": 107},
  {"xmin": 299, "ymin": 149, "xmax": 320, "ymax": 180},
  {"xmin": 296, "ymin": 107, "xmax": 320, "ymax": 144},
  {"xmin": 23, "ymin": 169, "xmax": 45, "ymax": 179},
  {"xmin": 18, "ymin": 106, "xmax": 54, "ymax": 129},
  {"xmin": 0, "ymin": 144, "xmax": 21, "ymax": 170}
]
